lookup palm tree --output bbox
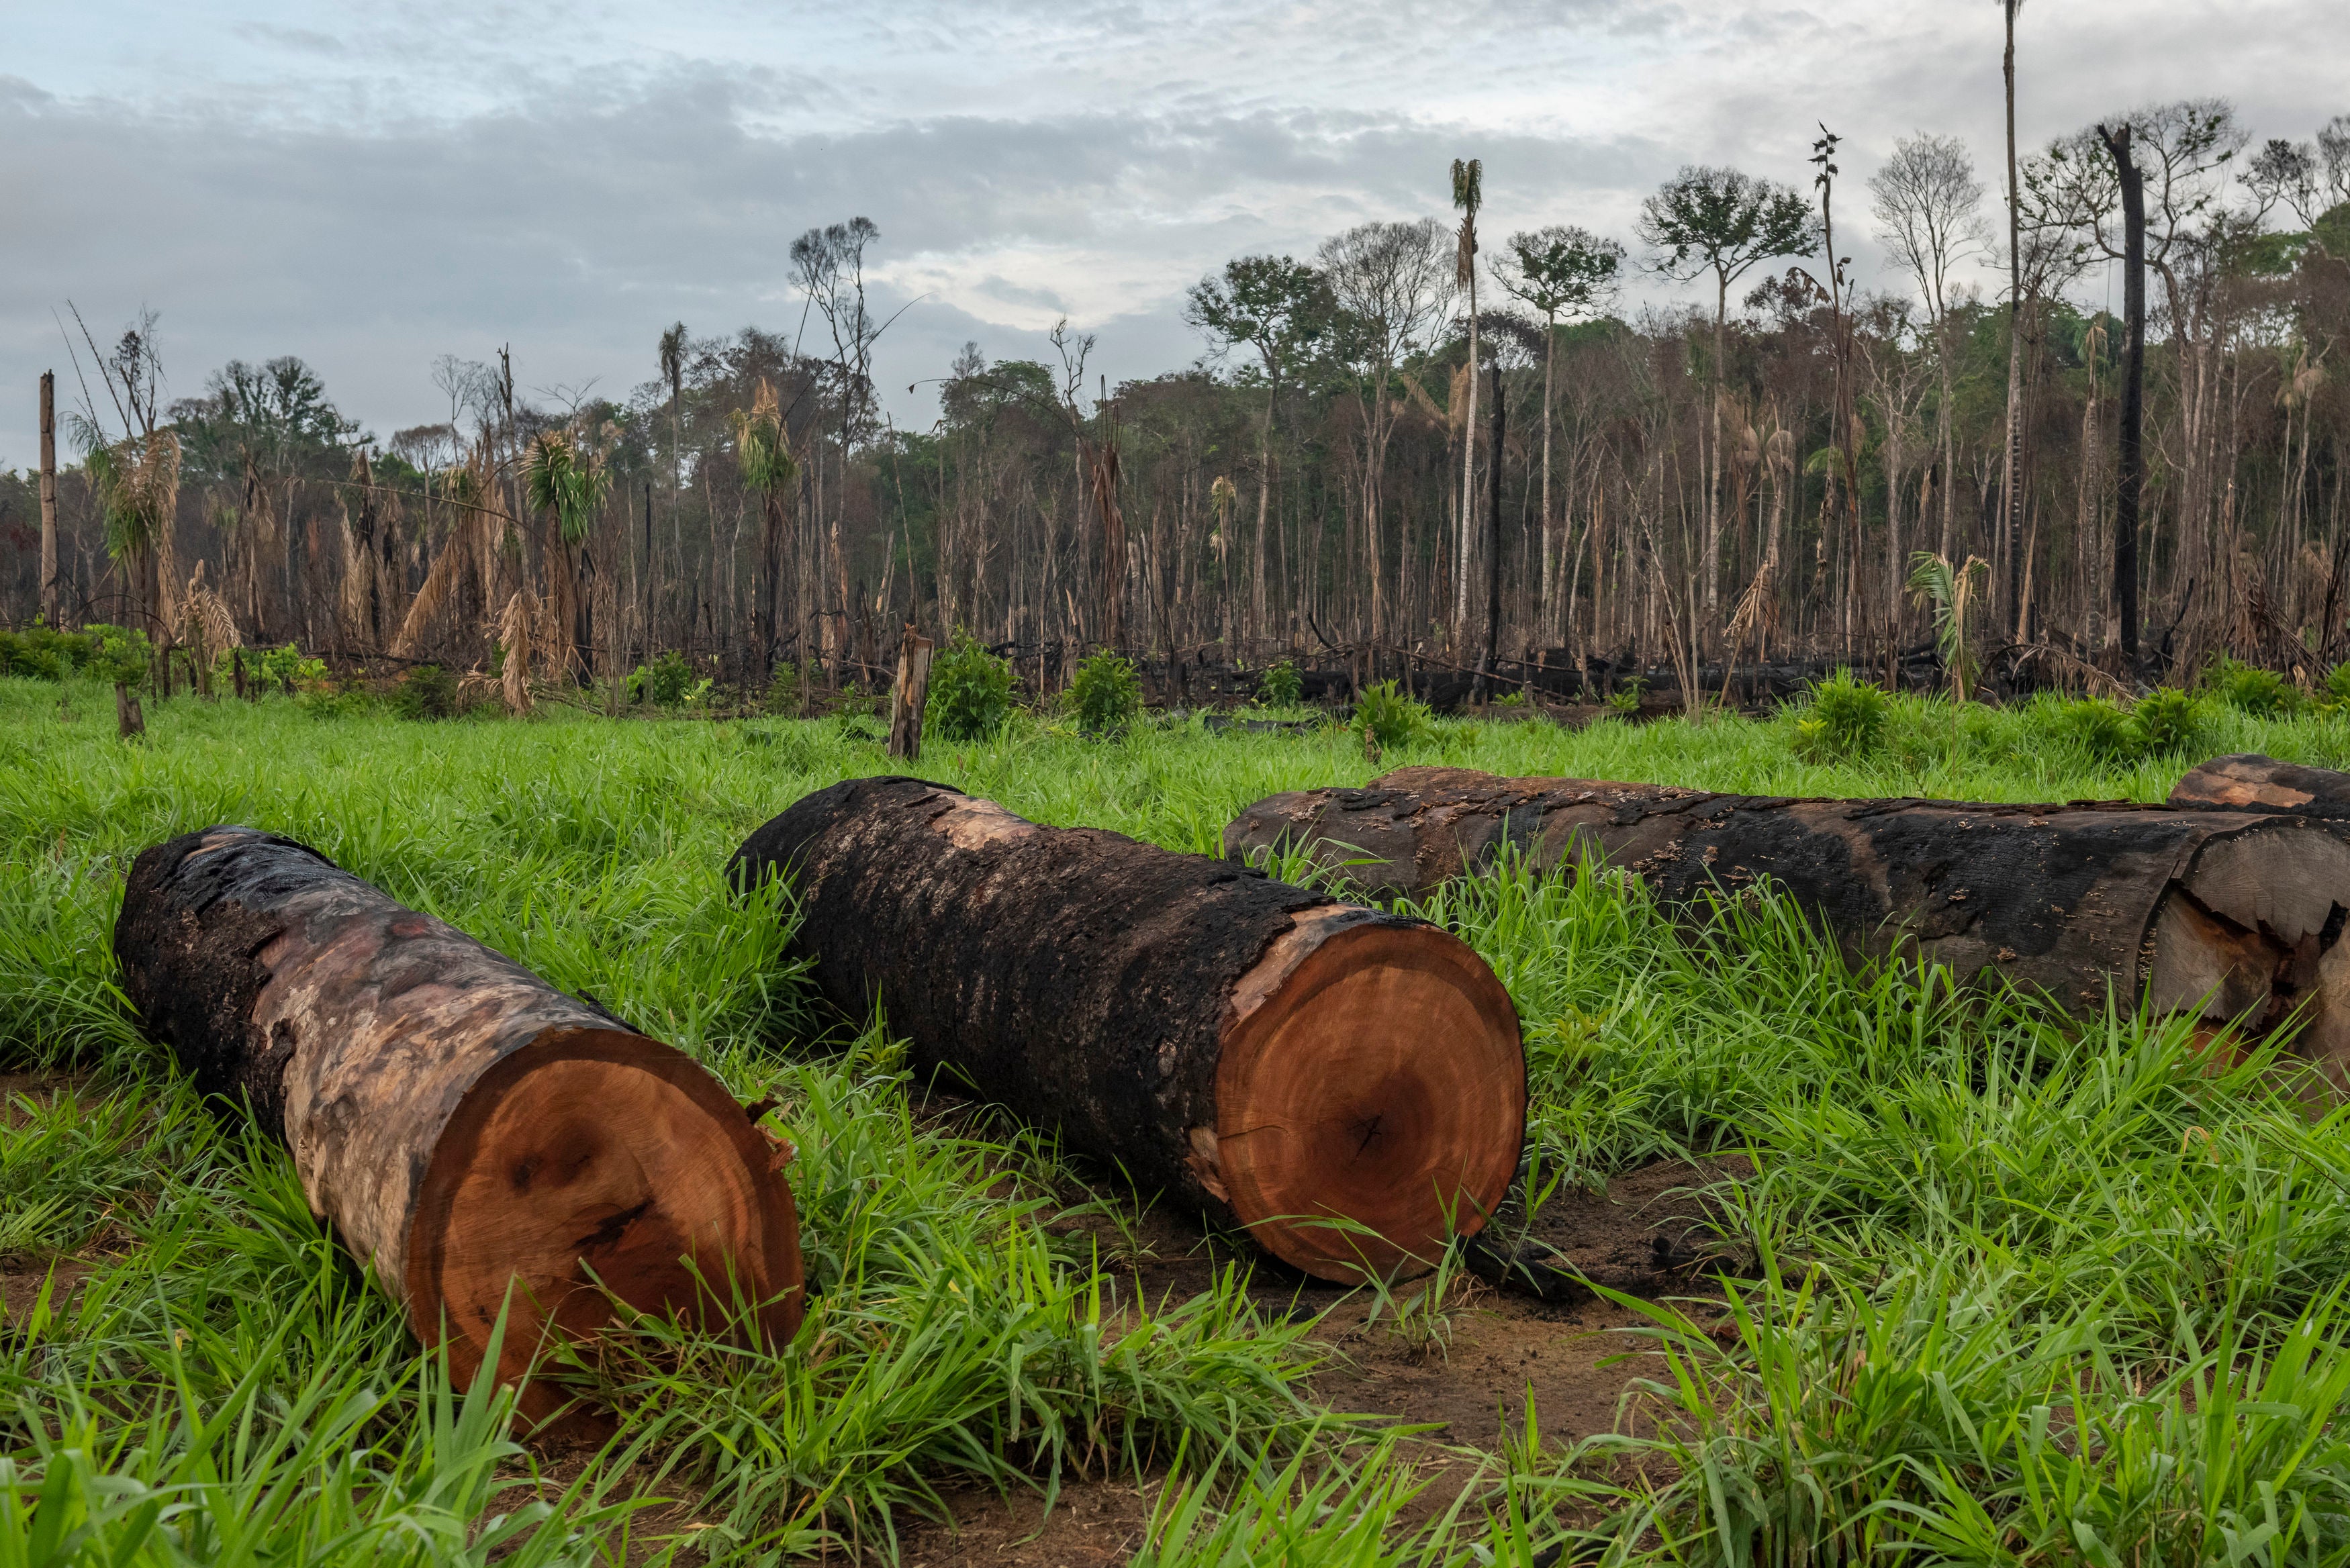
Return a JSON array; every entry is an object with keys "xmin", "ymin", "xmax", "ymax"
[
  {"xmin": 1450, "ymin": 158, "xmax": 1483, "ymax": 651},
  {"xmin": 524, "ymin": 430, "xmax": 613, "ymax": 681},
  {"xmin": 731, "ymin": 379, "xmax": 799, "ymax": 680}
]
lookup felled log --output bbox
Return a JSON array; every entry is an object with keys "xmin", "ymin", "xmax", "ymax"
[
  {"xmin": 1226, "ymin": 767, "xmax": 2350, "ymax": 1077},
  {"xmin": 2171, "ymin": 754, "xmax": 2350, "ymax": 816},
  {"xmin": 115, "ymin": 826, "xmax": 803, "ymax": 1424},
  {"xmin": 728, "ymin": 777, "xmax": 1524, "ymax": 1281}
]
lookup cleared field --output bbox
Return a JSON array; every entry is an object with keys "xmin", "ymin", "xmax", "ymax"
[{"xmin": 10, "ymin": 681, "xmax": 2350, "ymax": 1563}]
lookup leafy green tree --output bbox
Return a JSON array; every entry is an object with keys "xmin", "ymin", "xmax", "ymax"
[
  {"xmin": 1637, "ymin": 166, "xmax": 1815, "ymax": 642},
  {"xmin": 173, "ymin": 356, "xmax": 359, "ymax": 639},
  {"xmin": 1070, "ymin": 650, "xmax": 1140, "ymax": 734},
  {"xmin": 1184, "ymin": 254, "xmax": 1332, "ymax": 642},
  {"xmin": 1495, "ymin": 225, "xmax": 1624, "ymax": 622}
]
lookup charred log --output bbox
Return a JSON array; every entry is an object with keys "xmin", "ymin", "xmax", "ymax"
[
  {"xmin": 728, "ymin": 777, "xmax": 1524, "ymax": 1281},
  {"xmin": 114, "ymin": 826, "xmax": 803, "ymax": 1424},
  {"xmin": 1227, "ymin": 767, "xmax": 2350, "ymax": 1079}
]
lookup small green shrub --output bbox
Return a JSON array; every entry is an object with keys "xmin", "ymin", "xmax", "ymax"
[
  {"xmin": 2129, "ymin": 686, "xmax": 2207, "ymax": 756},
  {"xmin": 1258, "ymin": 659, "xmax": 1303, "ymax": 707},
  {"xmin": 0, "ymin": 626, "xmax": 97, "ymax": 680},
  {"xmin": 630, "ymin": 649, "xmax": 696, "ymax": 707},
  {"xmin": 2323, "ymin": 661, "xmax": 2350, "ymax": 714},
  {"xmin": 83, "ymin": 625, "xmax": 153, "ymax": 688},
  {"xmin": 1070, "ymin": 650, "xmax": 1141, "ymax": 734},
  {"xmin": 927, "ymin": 633, "xmax": 1015, "ymax": 742},
  {"xmin": 389, "ymin": 663, "xmax": 460, "ymax": 721},
  {"xmin": 1607, "ymin": 677, "xmax": 1645, "ymax": 715},
  {"xmin": 2043, "ymin": 695, "xmax": 2138, "ymax": 763},
  {"xmin": 2204, "ymin": 655, "xmax": 2303, "ymax": 717},
  {"xmin": 1354, "ymin": 679, "xmax": 1430, "ymax": 752},
  {"xmin": 249, "ymin": 643, "xmax": 324, "ymax": 693},
  {"xmin": 1793, "ymin": 668, "xmax": 1889, "ymax": 761},
  {"xmin": 298, "ymin": 677, "xmax": 378, "ymax": 720}
]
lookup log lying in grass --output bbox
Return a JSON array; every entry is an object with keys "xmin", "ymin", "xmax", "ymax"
[
  {"xmin": 114, "ymin": 826, "xmax": 803, "ymax": 1424},
  {"xmin": 728, "ymin": 776, "xmax": 1524, "ymax": 1281},
  {"xmin": 2171, "ymin": 754, "xmax": 2350, "ymax": 816},
  {"xmin": 1227, "ymin": 767, "xmax": 2350, "ymax": 1077}
]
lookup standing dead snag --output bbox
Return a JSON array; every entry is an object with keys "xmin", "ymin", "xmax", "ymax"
[
  {"xmin": 1227, "ymin": 767, "xmax": 2350, "ymax": 1079},
  {"xmin": 886, "ymin": 626, "xmax": 935, "ymax": 761},
  {"xmin": 114, "ymin": 826, "xmax": 803, "ymax": 1424},
  {"xmin": 729, "ymin": 777, "xmax": 1524, "ymax": 1281}
]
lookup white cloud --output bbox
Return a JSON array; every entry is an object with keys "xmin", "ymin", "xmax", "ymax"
[{"xmin": 1, "ymin": 0, "xmax": 2341, "ymax": 460}]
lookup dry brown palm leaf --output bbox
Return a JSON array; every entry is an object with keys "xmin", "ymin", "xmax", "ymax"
[{"xmin": 498, "ymin": 589, "xmax": 537, "ymax": 715}]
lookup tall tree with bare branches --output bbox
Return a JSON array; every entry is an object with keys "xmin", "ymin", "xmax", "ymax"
[
  {"xmin": 1451, "ymin": 157, "xmax": 1484, "ymax": 649},
  {"xmin": 1637, "ymin": 166, "xmax": 1815, "ymax": 647},
  {"xmin": 1871, "ymin": 132, "xmax": 1989, "ymax": 562}
]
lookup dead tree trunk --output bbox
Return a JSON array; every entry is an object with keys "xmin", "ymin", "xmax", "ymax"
[
  {"xmin": 115, "ymin": 826, "xmax": 803, "ymax": 1424},
  {"xmin": 886, "ymin": 626, "xmax": 935, "ymax": 761},
  {"xmin": 1226, "ymin": 767, "xmax": 2350, "ymax": 1077},
  {"xmin": 728, "ymin": 777, "xmax": 1523, "ymax": 1281},
  {"xmin": 2169, "ymin": 754, "xmax": 2350, "ymax": 816}
]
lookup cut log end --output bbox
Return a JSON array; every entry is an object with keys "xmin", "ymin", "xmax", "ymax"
[
  {"xmin": 2146, "ymin": 819, "xmax": 2350, "ymax": 1084},
  {"xmin": 1213, "ymin": 918, "xmax": 1523, "ymax": 1282},
  {"xmin": 406, "ymin": 1028, "xmax": 804, "ymax": 1422}
]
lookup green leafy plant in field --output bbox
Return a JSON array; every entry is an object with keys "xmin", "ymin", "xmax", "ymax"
[
  {"xmin": 2206, "ymin": 654, "xmax": 2305, "ymax": 717},
  {"xmin": 79, "ymin": 624, "xmax": 152, "ymax": 689},
  {"xmin": 926, "ymin": 633, "xmax": 1015, "ymax": 741},
  {"xmin": 2322, "ymin": 660, "xmax": 2350, "ymax": 715},
  {"xmin": 629, "ymin": 650, "xmax": 697, "ymax": 707},
  {"xmin": 2130, "ymin": 685, "xmax": 2208, "ymax": 756},
  {"xmin": 2028, "ymin": 693, "xmax": 2139, "ymax": 763},
  {"xmin": 1606, "ymin": 676, "xmax": 1644, "ymax": 715},
  {"xmin": 0, "ymin": 627, "xmax": 97, "ymax": 681},
  {"xmin": 1257, "ymin": 659, "xmax": 1303, "ymax": 707},
  {"xmin": 1353, "ymin": 679, "xmax": 1429, "ymax": 752},
  {"xmin": 1791, "ymin": 667, "xmax": 1888, "ymax": 761},
  {"xmin": 1070, "ymin": 649, "xmax": 1141, "ymax": 734},
  {"xmin": 389, "ymin": 663, "xmax": 461, "ymax": 721}
]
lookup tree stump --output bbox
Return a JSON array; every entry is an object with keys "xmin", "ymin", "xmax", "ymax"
[
  {"xmin": 1226, "ymin": 767, "xmax": 2350, "ymax": 1078},
  {"xmin": 2171, "ymin": 754, "xmax": 2350, "ymax": 816},
  {"xmin": 115, "ymin": 826, "xmax": 803, "ymax": 1424},
  {"xmin": 728, "ymin": 777, "xmax": 1524, "ymax": 1281}
]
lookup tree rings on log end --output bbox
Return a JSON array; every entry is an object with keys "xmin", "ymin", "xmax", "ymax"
[
  {"xmin": 1211, "ymin": 912, "xmax": 1523, "ymax": 1282},
  {"xmin": 406, "ymin": 1027, "xmax": 804, "ymax": 1425},
  {"xmin": 2147, "ymin": 818, "xmax": 2350, "ymax": 1084}
]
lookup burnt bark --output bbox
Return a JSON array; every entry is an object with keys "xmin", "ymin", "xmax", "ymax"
[
  {"xmin": 115, "ymin": 826, "xmax": 803, "ymax": 1424},
  {"xmin": 730, "ymin": 776, "xmax": 1523, "ymax": 1279},
  {"xmin": 1227, "ymin": 767, "xmax": 2350, "ymax": 1075}
]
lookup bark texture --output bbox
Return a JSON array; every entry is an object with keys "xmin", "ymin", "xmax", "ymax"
[
  {"xmin": 2170, "ymin": 754, "xmax": 2350, "ymax": 816},
  {"xmin": 730, "ymin": 777, "xmax": 1524, "ymax": 1280},
  {"xmin": 115, "ymin": 826, "xmax": 803, "ymax": 1424},
  {"xmin": 1227, "ymin": 767, "xmax": 2350, "ymax": 1075}
]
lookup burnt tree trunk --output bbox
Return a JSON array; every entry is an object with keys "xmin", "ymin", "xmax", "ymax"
[
  {"xmin": 1226, "ymin": 767, "xmax": 2350, "ymax": 1077},
  {"xmin": 886, "ymin": 626, "xmax": 935, "ymax": 761},
  {"xmin": 729, "ymin": 776, "xmax": 1523, "ymax": 1281},
  {"xmin": 115, "ymin": 826, "xmax": 804, "ymax": 1425},
  {"xmin": 2170, "ymin": 754, "xmax": 2350, "ymax": 816}
]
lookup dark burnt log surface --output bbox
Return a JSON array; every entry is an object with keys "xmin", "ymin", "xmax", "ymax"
[
  {"xmin": 114, "ymin": 826, "xmax": 804, "ymax": 1424},
  {"xmin": 729, "ymin": 776, "xmax": 1524, "ymax": 1281},
  {"xmin": 1227, "ymin": 767, "xmax": 2350, "ymax": 1077}
]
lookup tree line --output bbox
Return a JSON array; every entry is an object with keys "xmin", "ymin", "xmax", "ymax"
[{"xmin": 9, "ymin": 100, "xmax": 2349, "ymax": 703}]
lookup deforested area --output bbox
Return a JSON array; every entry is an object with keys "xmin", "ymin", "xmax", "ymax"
[
  {"xmin": 9, "ymin": 0, "xmax": 2350, "ymax": 1559},
  {"xmin": 13, "ymin": 668, "xmax": 2350, "ymax": 1562}
]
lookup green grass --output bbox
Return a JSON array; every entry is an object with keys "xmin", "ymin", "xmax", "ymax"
[{"xmin": 13, "ymin": 676, "xmax": 2350, "ymax": 1563}]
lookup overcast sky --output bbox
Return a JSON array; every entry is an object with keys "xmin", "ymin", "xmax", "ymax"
[{"xmin": 3, "ymin": 0, "xmax": 2342, "ymax": 466}]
